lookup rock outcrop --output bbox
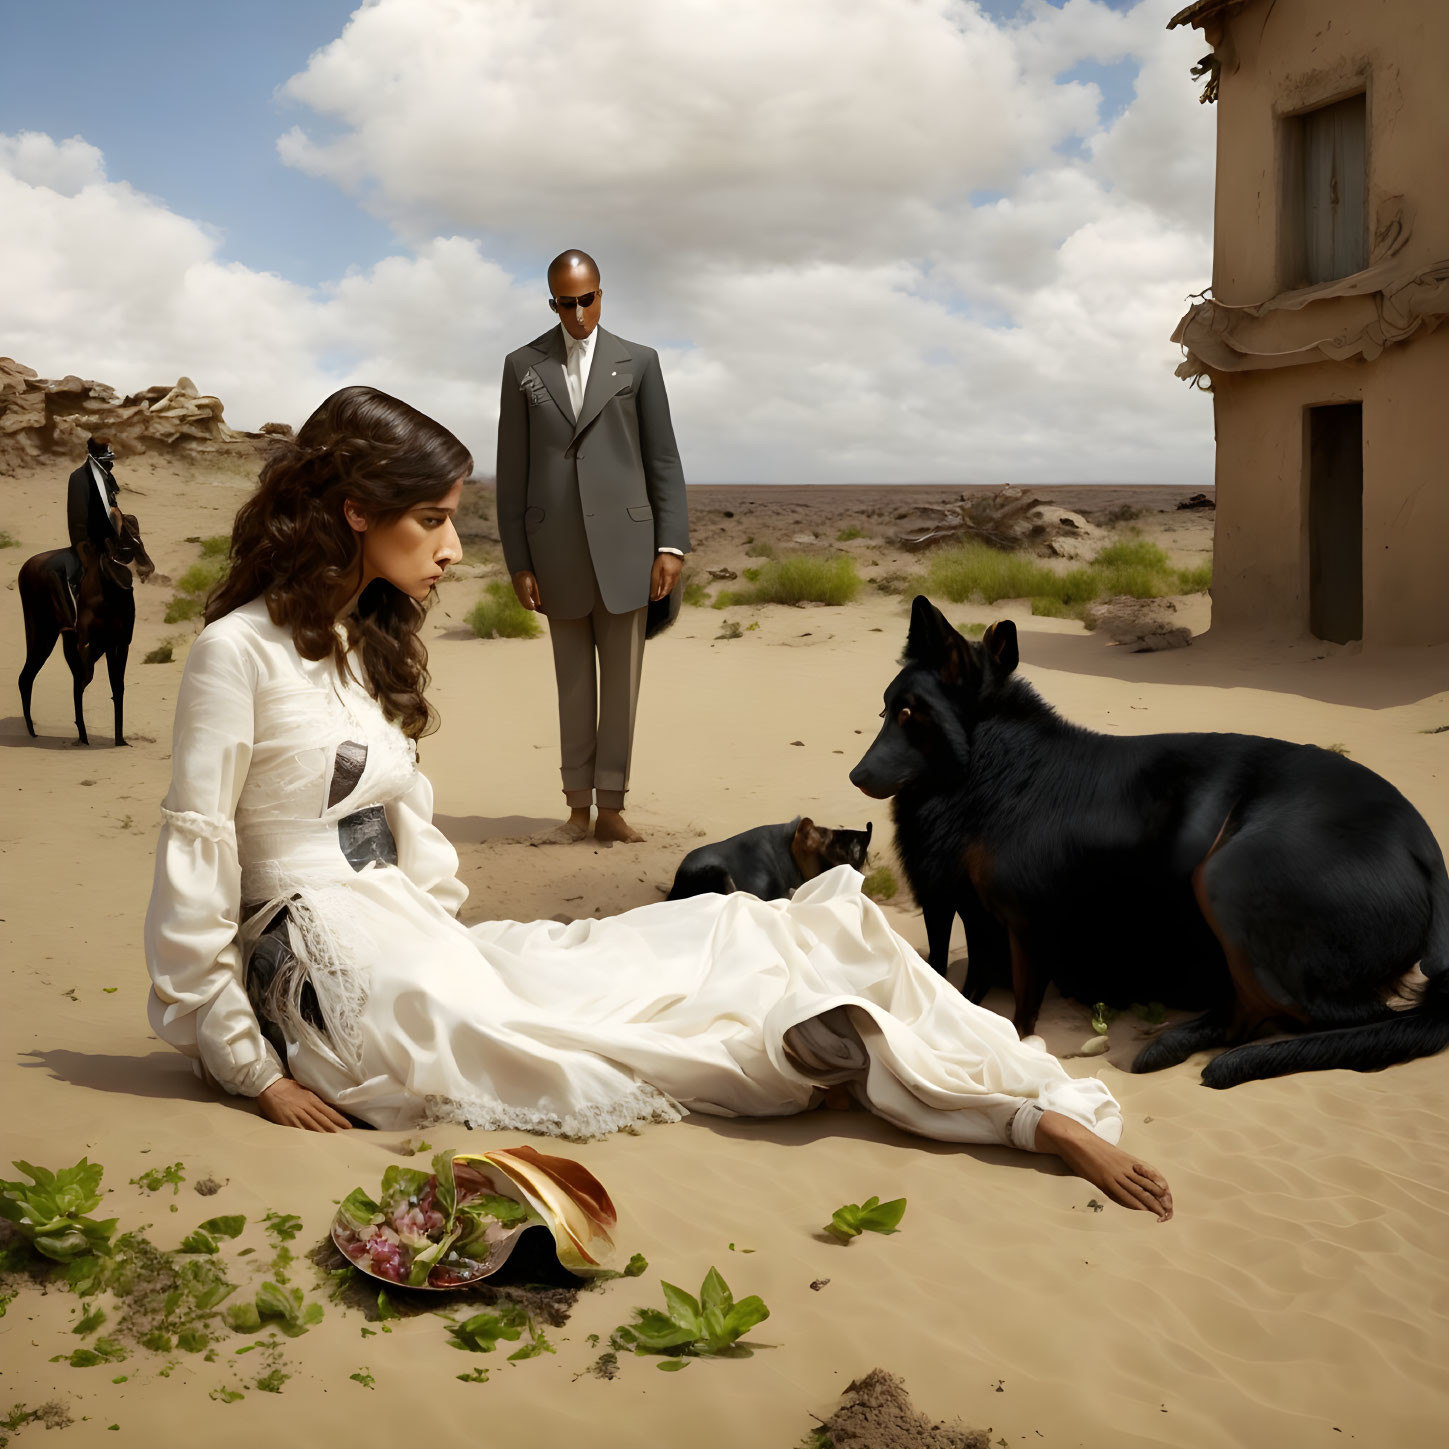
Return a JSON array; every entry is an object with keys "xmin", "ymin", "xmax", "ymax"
[{"xmin": 0, "ymin": 357, "xmax": 260, "ymax": 472}]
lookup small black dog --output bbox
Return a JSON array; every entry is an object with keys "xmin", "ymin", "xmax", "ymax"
[
  {"xmin": 849, "ymin": 596, "xmax": 1449, "ymax": 1089},
  {"xmin": 668, "ymin": 818, "xmax": 873, "ymax": 902}
]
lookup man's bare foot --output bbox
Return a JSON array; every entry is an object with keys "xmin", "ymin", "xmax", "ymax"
[
  {"xmin": 1036, "ymin": 1110, "xmax": 1173, "ymax": 1221},
  {"xmin": 560, "ymin": 807, "xmax": 591, "ymax": 840},
  {"xmin": 595, "ymin": 808, "xmax": 644, "ymax": 843},
  {"xmin": 537, "ymin": 808, "xmax": 590, "ymax": 844}
]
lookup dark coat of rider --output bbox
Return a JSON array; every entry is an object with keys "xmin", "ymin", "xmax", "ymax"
[{"xmin": 68, "ymin": 441, "xmax": 121, "ymax": 554}]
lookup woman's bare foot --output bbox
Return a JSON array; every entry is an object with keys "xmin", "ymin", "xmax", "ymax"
[
  {"xmin": 1036, "ymin": 1110, "xmax": 1173, "ymax": 1221},
  {"xmin": 595, "ymin": 808, "xmax": 644, "ymax": 843}
]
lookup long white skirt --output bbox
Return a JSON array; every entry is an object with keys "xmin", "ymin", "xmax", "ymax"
[{"xmin": 280, "ymin": 863, "xmax": 1121, "ymax": 1152}]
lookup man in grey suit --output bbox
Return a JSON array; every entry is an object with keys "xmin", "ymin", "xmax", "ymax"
[{"xmin": 497, "ymin": 250, "xmax": 689, "ymax": 843}]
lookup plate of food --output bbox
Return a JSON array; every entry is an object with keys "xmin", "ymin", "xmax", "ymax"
[{"xmin": 332, "ymin": 1145, "xmax": 622, "ymax": 1290}]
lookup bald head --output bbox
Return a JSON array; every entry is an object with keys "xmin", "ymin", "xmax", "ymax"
[
  {"xmin": 547, "ymin": 250, "xmax": 599, "ymax": 289},
  {"xmin": 547, "ymin": 250, "xmax": 603, "ymax": 340}
]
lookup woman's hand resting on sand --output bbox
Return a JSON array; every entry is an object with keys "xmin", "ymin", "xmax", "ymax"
[{"xmin": 258, "ymin": 1077, "xmax": 352, "ymax": 1131}]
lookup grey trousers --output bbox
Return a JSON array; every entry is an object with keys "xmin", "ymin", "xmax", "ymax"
[{"xmin": 546, "ymin": 590, "xmax": 647, "ymax": 811}]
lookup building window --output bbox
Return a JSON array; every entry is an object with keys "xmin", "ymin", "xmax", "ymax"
[{"xmin": 1281, "ymin": 93, "xmax": 1367, "ymax": 289}]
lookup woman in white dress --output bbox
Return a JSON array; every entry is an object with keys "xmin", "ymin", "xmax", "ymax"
[{"xmin": 144, "ymin": 387, "xmax": 1173, "ymax": 1220}]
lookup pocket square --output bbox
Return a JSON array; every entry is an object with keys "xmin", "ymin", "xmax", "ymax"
[{"xmin": 519, "ymin": 368, "xmax": 549, "ymax": 405}]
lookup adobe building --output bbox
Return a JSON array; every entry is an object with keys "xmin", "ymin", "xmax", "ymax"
[{"xmin": 1168, "ymin": 0, "xmax": 1449, "ymax": 646}]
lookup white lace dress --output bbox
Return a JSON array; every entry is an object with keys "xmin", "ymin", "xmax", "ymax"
[{"xmin": 144, "ymin": 596, "xmax": 1123, "ymax": 1151}]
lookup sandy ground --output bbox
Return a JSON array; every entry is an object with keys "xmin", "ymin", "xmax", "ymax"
[{"xmin": 2, "ymin": 454, "xmax": 1447, "ymax": 1448}]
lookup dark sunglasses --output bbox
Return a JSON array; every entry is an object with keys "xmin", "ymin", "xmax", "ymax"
[{"xmin": 549, "ymin": 291, "xmax": 598, "ymax": 312}]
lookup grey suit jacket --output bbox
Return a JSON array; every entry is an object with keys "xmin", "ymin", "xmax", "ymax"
[{"xmin": 496, "ymin": 325, "xmax": 690, "ymax": 619}]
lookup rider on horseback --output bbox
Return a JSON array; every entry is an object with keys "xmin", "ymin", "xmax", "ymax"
[{"xmin": 62, "ymin": 436, "xmax": 124, "ymax": 631}]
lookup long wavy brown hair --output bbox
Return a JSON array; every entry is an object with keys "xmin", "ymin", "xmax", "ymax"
[{"xmin": 206, "ymin": 386, "xmax": 472, "ymax": 739}]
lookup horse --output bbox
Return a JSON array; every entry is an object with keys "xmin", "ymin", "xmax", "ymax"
[{"xmin": 17, "ymin": 513, "xmax": 156, "ymax": 746}]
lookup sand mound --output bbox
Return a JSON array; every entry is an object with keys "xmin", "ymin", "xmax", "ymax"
[{"xmin": 809, "ymin": 1368, "xmax": 990, "ymax": 1448}]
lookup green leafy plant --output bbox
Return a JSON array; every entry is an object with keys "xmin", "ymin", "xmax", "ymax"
[
  {"xmin": 209, "ymin": 1386, "xmax": 244, "ymax": 1403},
  {"xmin": 142, "ymin": 643, "xmax": 174, "ymax": 664},
  {"xmin": 255, "ymin": 1368, "xmax": 289, "ymax": 1394},
  {"xmin": 350, "ymin": 1368, "xmax": 375, "ymax": 1389},
  {"xmin": 456, "ymin": 1365, "xmax": 490, "ymax": 1384},
  {"xmin": 836, "ymin": 526, "xmax": 865, "ymax": 541},
  {"xmin": 1090, "ymin": 1002, "xmax": 1116, "ymax": 1036},
  {"xmin": 614, "ymin": 1267, "xmax": 769, "ymax": 1364},
  {"xmin": 0, "ymin": 529, "xmax": 17, "ymax": 548},
  {"xmin": 198, "ymin": 535, "xmax": 231, "ymax": 558},
  {"xmin": 683, "ymin": 580, "xmax": 708, "ymax": 607},
  {"xmin": 824, "ymin": 1195, "xmax": 907, "ymax": 1243},
  {"xmin": 0, "ymin": 1159, "xmax": 118, "ymax": 1262}
]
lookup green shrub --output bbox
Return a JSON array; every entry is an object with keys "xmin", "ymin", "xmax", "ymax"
[
  {"xmin": 714, "ymin": 553, "xmax": 860, "ymax": 608},
  {"xmin": 924, "ymin": 541, "xmax": 1060, "ymax": 605},
  {"xmin": 682, "ymin": 581, "xmax": 708, "ymax": 607},
  {"xmin": 742, "ymin": 566, "xmax": 762, "ymax": 582},
  {"xmin": 743, "ymin": 540, "xmax": 777, "ymax": 560},
  {"xmin": 143, "ymin": 643, "xmax": 174, "ymax": 664},
  {"xmin": 0, "ymin": 529, "xmax": 17, "ymax": 548},
  {"xmin": 836, "ymin": 526, "xmax": 865, "ymax": 541},
  {"xmin": 1176, "ymin": 560, "xmax": 1213, "ymax": 593},
  {"xmin": 863, "ymin": 867, "xmax": 898, "ymax": 901},
  {"xmin": 926, "ymin": 536, "xmax": 1209, "ymax": 619},
  {"xmin": 199, "ymin": 535, "xmax": 231, "ymax": 558},
  {"xmin": 467, "ymin": 581, "xmax": 542, "ymax": 640},
  {"xmin": 1091, "ymin": 536, "xmax": 1168, "ymax": 570},
  {"xmin": 177, "ymin": 558, "xmax": 228, "ymax": 597},
  {"xmin": 957, "ymin": 621, "xmax": 988, "ymax": 639},
  {"xmin": 164, "ymin": 597, "xmax": 201, "ymax": 624}
]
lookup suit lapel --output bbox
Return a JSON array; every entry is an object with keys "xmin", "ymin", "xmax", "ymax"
[
  {"xmin": 570, "ymin": 328, "xmax": 632, "ymax": 444},
  {"xmin": 526, "ymin": 327, "xmax": 575, "ymax": 423}
]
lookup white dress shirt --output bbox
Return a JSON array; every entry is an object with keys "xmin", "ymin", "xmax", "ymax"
[
  {"xmin": 561, "ymin": 324, "xmax": 680, "ymax": 559},
  {"xmin": 89, "ymin": 458, "xmax": 120, "ymax": 533}
]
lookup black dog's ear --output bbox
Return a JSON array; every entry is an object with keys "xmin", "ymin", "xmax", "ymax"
[
  {"xmin": 981, "ymin": 620, "xmax": 1019, "ymax": 677},
  {"xmin": 906, "ymin": 596, "xmax": 973, "ymax": 687}
]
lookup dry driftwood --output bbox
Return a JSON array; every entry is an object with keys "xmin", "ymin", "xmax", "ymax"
[{"xmin": 894, "ymin": 486, "xmax": 1093, "ymax": 555}]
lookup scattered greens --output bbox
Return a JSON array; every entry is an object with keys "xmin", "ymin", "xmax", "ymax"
[
  {"xmin": 350, "ymin": 1368, "xmax": 375, "ymax": 1390},
  {"xmin": 130, "ymin": 1162, "xmax": 186, "ymax": 1195},
  {"xmin": 180, "ymin": 1215, "xmax": 246, "ymax": 1255},
  {"xmin": 262, "ymin": 1211, "xmax": 303, "ymax": 1242},
  {"xmin": 446, "ymin": 1299, "xmax": 557, "ymax": 1363},
  {"xmin": 825, "ymin": 1195, "xmax": 907, "ymax": 1243}
]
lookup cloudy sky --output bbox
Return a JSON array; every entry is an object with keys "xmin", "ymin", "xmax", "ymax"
[{"xmin": 0, "ymin": 0, "xmax": 1216, "ymax": 484}]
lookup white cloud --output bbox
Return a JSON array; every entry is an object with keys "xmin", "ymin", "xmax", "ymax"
[{"xmin": 0, "ymin": 1, "xmax": 1219, "ymax": 483}]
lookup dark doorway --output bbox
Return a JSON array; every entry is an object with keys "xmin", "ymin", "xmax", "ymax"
[{"xmin": 1307, "ymin": 403, "xmax": 1363, "ymax": 643}]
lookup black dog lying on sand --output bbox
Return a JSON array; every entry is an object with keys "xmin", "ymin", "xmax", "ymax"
[
  {"xmin": 850, "ymin": 596, "xmax": 1449, "ymax": 1089},
  {"xmin": 668, "ymin": 818, "xmax": 872, "ymax": 902}
]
